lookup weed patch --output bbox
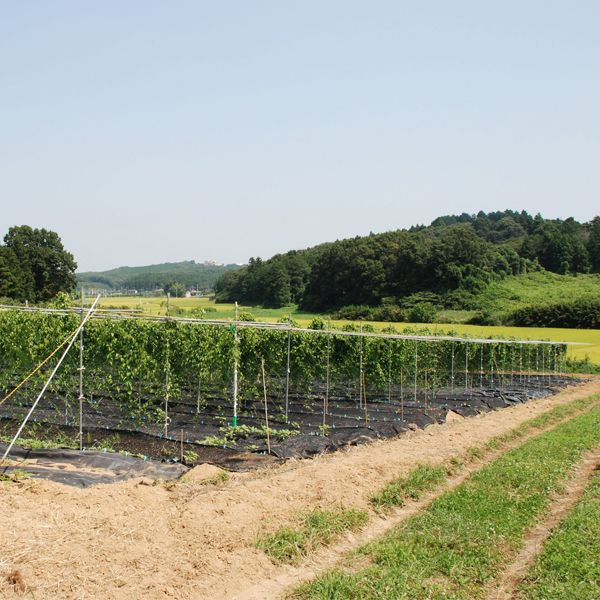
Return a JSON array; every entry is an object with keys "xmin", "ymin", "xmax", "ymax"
[
  {"xmin": 257, "ymin": 508, "xmax": 368, "ymax": 564},
  {"xmin": 371, "ymin": 464, "xmax": 447, "ymax": 509}
]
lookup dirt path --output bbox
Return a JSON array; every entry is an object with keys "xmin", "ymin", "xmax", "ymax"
[
  {"xmin": 1, "ymin": 378, "xmax": 599, "ymax": 600},
  {"xmin": 486, "ymin": 445, "xmax": 600, "ymax": 600}
]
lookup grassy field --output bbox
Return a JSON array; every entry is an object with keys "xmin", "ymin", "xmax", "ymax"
[
  {"xmin": 98, "ymin": 295, "xmax": 600, "ymax": 364},
  {"xmin": 474, "ymin": 271, "xmax": 600, "ymax": 315},
  {"xmin": 519, "ymin": 471, "xmax": 600, "ymax": 599},
  {"xmin": 293, "ymin": 402, "xmax": 600, "ymax": 599}
]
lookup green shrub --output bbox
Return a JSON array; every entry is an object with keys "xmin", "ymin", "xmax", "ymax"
[
  {"xmin": 371, "ymin": 305, "xmax": 408, "ymax": 322},
  {"xmin": 408, "ymin": 302, "xmax": 437, "ymax": 323},
  {"xmin": 331, "ymin": 305, "xmax": 373, "ymax": 320},
  {"xmin": 467, "ymin": 309, "xmax": 503, "ymax": 326},
  {"xmin": 398, "ymin": 292, "xmax": 442, "ymax": 309},
  {"xmin": 509, "ymin": 298, "xmax": 600, "ymax": 329}
]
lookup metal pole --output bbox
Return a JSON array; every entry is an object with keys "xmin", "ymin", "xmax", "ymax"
[
  {"xmin": 520, "ymin": 345, "xmax": 523, "ymax": 384},
  {"xmin": 78, "ymin": 287, "xmax": 85, "ymax": 451},
  {"xmin": 400, "ymin": 367, "xmax": 404, "ymax": 421},
  {"xmin": 2, "ymin": 295, "xmax": 100, "ymax": 464},
  {"xmin": 480, "ymin": 344, "xmax": 484, "ymax": 388},
  {"xmin": 511, "ymin": 346, "xmax": 515, "ymax": 387},
  {"xmin": 285, "ymin": 320, "xmax": 291, "ymax": 423},
  {"xmin": 164, "ymin": 336, "xmax": 170, "ymax": 437},
  {"xmin": 388, "ymin": 340, "xmax": 392, "ymax": 403},
  {"xmin": 359, "ymin": 323, "xmax": 363, "ymax": 408},
  {"xmin": 362, "ymin": 370, "xmax": 368, "ymax": 425},
  {"xmin": 451, "ymin": 342, "xmax": 455, "ymax": 394},
  {"xmin": 261, "ymin": 358, "xmax": 271, "ymax": 454},
  {"xmin": 196, "ymin": 377, "xmax": 201, "ymax": 414},
  {"xmin": 233, "ymin": 301, "xmax": 238, "ymax": 427},
  {"xmin": 414, "ymin": 342, "xmax": 418, "ymax": 403},
  {"xmin": 464, "ymin": 342, "xmax": 469, "ymax": 393},
  {"xmin": 324, "ymin": 332, "xmax": 330, "ymax": 431}
]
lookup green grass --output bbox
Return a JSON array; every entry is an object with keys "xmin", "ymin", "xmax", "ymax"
[
  {"xmin": 477, "ymin": 272, "xmax": 600, "ymax": 315},
  {"xmin": 293, "ymin": 403, "xmax": 600, "ymax": 599},
  {"xmin": 370, "ymin": 394, "xmax": 600, "ymax": 512},
  {"xmin": 257, "ymin": 508, "xmax": 368, "ymax": 564},
  {"xmin": 0, "ymin": 468, "xmax": 31, "ymax": 483},
  {"xmin": 493, "ymin": 395, "xmax": 600, "ymax": 447},
  {"xmin": 519, "ymin": 471, "xmax": 600, "ymax": 599},
  {"xmin": 371, "ymin": 395, "xmax": 600, "ymax": 512},
  {"xmin": 370, "ymin": 464, "xmax": 448, "ymax": 509},
  {"xmin": 0, "ymin": 427, "xmax": 78, "ymax": 450}
]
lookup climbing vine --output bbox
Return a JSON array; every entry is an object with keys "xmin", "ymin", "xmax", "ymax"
[{"xmin": 0, "ymin": 311, "xmax": 568, "ymax": 425}]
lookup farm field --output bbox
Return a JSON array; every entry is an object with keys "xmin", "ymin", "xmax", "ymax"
[
  {"xmin": 293, "ymin": 400, "xmax": 600, "ymax": 599},
  {"xmin": 1, "ymin": 378, "xmax": 599, "ymax": 599},
  {"xmin": 1, "ymin": 307, "xmax": 569, "ymax": 468},
  {"xmin": 98, "ymin": 295, "xmax": 600, "ymax": 364}
]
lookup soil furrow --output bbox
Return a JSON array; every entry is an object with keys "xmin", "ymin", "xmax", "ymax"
[
  {"xmin": 486, "ymin": 446, "xmax": 600, "ymax": 600},
  {"xmin": 231, "ymin": 395, "xmax": 600, "ymax": 600}
]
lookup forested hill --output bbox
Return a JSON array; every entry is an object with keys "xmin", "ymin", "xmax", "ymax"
[
  {"xmin": 77, "ymin": 261, "xmax": 239, "ymax": 291},
  {"xmin": 215, "ymin": 210, "xmax": 600, "ymax": 311}
]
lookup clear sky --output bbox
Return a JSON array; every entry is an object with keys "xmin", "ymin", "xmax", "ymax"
[{"xmin": 1, "ymin": 1, "xmax": 599, "ymax": 271}]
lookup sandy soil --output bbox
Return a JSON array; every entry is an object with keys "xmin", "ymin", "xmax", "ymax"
[{"xmin": 1, "ymin": 378, "xmax": 599, "ymax": 600}]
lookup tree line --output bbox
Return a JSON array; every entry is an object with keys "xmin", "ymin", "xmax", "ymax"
[
  {"xmin": 215, "ymin": 210, "xmax": 600, "ymax": 311},
  {"xmin": 77, "ymin": 260, "xmax": 238, "ymax": 292}
]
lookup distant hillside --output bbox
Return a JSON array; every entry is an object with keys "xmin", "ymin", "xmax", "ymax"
[
  {"xmin": 77, "ymin": 260, "xmax": 240, "ymax": 291},
  {"xmin": 215, "ymin": 210, "xmax": 600, "ymax": 310}
]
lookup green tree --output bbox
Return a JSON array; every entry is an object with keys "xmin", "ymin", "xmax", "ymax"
[
  {"xmin": 588, "ymin": 216, "xmax": 600, "ymax": 273},
  {"xmin": 2, "ymin": 226, "xmax": 77, "ymax": 302},
  {"xmin": 260, "ymin": 262, "xmax": 291, "ymax": 308},
  {"xmin": 0, "ymin": 247, "xmax": 24, "ymax": 299},
  {"xmin": 164, "ymin": 281, "xmax": 186, "ymax": 298}
]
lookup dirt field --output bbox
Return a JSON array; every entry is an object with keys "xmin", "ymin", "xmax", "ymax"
[{"xmin": 1, "ymin": 378, "xmax": 599, "ymax": 600}]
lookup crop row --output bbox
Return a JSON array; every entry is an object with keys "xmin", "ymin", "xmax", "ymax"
[{"xmin": 0, "ymin": 311, "xmax": 567, "ymax": 424}]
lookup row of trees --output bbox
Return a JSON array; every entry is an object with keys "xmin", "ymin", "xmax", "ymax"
[
  {"xmin": 431, "ymin": 210, "xmax": 600, "ymax": 274},
  {"xmin": 0, "ymin": 226, "xmax": 77, "ymax": 303},
  {"xmin": 77, "ymin": 260, "xmax": 238, "ymax": 292},
  {"xmin": 216, "ymin": 210, "xmax": 600, "ymax": 310}
]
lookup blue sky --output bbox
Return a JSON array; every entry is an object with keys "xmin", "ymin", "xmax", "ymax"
[{"xmin": 1, "ymin": 1, "xmax": 599, "ymax": 271}]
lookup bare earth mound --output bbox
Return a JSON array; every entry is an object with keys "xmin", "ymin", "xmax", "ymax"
[{"xmin": 1, "ymin": 378, "xmax": 598, "ymax": 600}]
